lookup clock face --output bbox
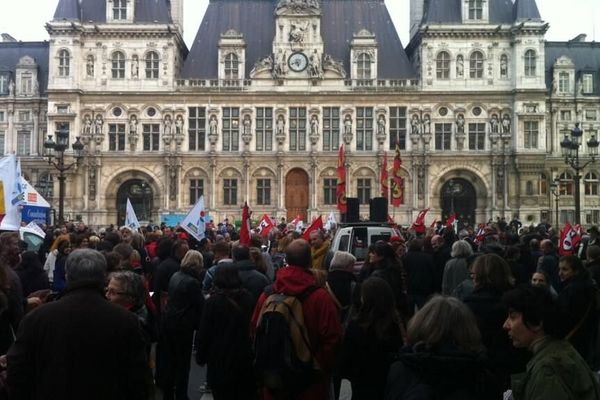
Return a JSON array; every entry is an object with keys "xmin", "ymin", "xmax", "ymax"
[{"xmin": 288, "ymin": 52, "xmax": 308, "ymax": 72}]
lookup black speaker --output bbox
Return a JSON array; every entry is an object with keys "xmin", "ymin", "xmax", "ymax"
[
  {"xmin": 369, "ymin": 197, "xmax": 388, "ymax": 222},
  {"xmin": 346, "ymin": 197, "xmax": 360, "ymax": 222}
]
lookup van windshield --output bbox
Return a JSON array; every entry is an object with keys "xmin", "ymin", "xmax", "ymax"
[{"xmin": 351, "ymin": 227, "xmax": 368, "ymax": 261}]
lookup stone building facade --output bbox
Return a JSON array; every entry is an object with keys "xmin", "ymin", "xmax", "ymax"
[{"xmin": 1, "ymin": 0, "xmax": 599, "ymax": 227}]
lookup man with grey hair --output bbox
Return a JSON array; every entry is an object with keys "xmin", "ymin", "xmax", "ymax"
[{"xmin": 7, "ymin": 249, "xmax": 149, "ymax": 400}]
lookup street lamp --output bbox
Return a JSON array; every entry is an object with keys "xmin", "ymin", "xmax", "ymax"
[
  {"xmin": 43, "ymin": 126, "xmax": 84, "ymax": 226},
  {"xmin": 549, "ymin": 178, "xmax": 560, "ymax": 226},
  {"xmin": 559, "ymin": 123, "xmax": 599, "ymax": 224}
]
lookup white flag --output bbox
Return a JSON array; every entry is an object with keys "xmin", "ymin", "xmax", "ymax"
[
  {"xmin": 181, "ymin": 196, "xmax": 206, "ymax": 241},
  {"xmin": 125, "ymin": 198, "xmax": 141, "ymax": 230},
  {"xmin": 11, "ymin": 158, "xmax": 25, "ymax": 206},
  {"xmin": 325, "ymin": 211, "xmax": 337, "ymax": 231},
  {"xmin": 0, "ymin": 155, "xmax": 22, "ymax": 231}
]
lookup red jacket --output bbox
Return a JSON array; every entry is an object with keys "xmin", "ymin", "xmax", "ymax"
[{"xmin": 251, "ymin": 265, "xmax": 342, "ymax": 400}]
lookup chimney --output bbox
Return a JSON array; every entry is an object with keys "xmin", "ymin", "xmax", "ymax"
[
  {"xmin": 169, "ymin": 0, "xmax": 184, "ymax": 34},
  {"xmin": 1, "ymin": 33, "xmax": 17, "ymax": 42},
  {"xmin": 410, "ymin": 0, "xmax": 425, "ymax": 40},
  {"xmin": 570, "ymin": 33, "xmax": 587, "ymax": 43}
]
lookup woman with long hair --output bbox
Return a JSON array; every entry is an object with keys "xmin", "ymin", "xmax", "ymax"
[
  {"xmin": 341, "ymin": 277, "xmax": 403, "ymax": 399},
  {"xmin": 0, "ymin": 233, "xmax": 25, "ymax": 355},
  {"xmin": 385, "ymin": 295, "xmax": 494, "ymax": 399}
]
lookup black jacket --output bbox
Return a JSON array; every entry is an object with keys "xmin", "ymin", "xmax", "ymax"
[
  {"xmin": 402, "ymin": 251, "xmax": 435, "ymax": 297},
  {"xmin": 163, "ymin": 269, "xmax": 204, "ymax": 333},
  {"xmin": 7, "ymin": 284, "xmax": 149, "ymax": 400},
  {"xmin": 228, "ymin": 259, "xmax": 270, "ymax": 305}
]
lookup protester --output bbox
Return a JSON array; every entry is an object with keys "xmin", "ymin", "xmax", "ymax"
[
  {"xmin": 226, "ymin": 244, "xmax": 270, "ymax": 306},
  {"xmin": 309, "ymin": 229, "xmax": 331, "ymax": 270},
  {"xmin": 0, "ymin": 233, "xmax": 25, "ymax": 355},
  {"xmin": 340, "ymin": 277, "xmax": 403, "ymax": 399},
  {"xmin": 538, "ymin": 239, "xmax": 560, "ymax": 291},
  {"xmin": 402, "ymin": 238, "xmax": 435, "ymax": 311},
  {"xmin": 7, "ymin": 249, "xmax": 149, "ymax": 400},
  {"xmin": 385, "ymin": 295, "xmax": 495, "ymax": 399},
  {"xmin": 503, "ymin": 285, "xmax": 600, "ymax": 399},
  {"xmin": 441, "ymin": 239, "xmax": 473, "ymax": 295},
  {"xmin": 15, "ymin": 251, "xmax": 50, "ymax": 298},
  {"xmin": 327, "ymin": 251, "xmax": 357, "ymax": 324}
]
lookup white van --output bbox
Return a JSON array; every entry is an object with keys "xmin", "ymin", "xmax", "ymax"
[{"xmin": 329, "ymin": 222, "xmax": 399, "ymax": 273}]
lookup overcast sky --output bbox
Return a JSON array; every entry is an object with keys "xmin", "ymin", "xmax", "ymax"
[{"xmin": 1, "ymin": 0, "xmax": 598, "ymax": 47}]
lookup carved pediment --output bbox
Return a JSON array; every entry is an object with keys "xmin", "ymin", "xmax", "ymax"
[
  {"xmin": 554, "ymin": 55, "xmax": 575, "ymax": 68},
  {"xmin": 17, "ymin": 56, "xmax": 36, "ymax": 67},
  {"xmin": 221, "ymin": 29, "xmax": 243, "ymax": 39},
  {"xmin": 275, "ymin": 0, "xmax": 321, "ymax": 16}
]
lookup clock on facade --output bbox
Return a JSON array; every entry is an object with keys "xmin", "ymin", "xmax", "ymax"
[{"xmin": 288, "ymin": 52, "xmax": 308, "ymax": 72}]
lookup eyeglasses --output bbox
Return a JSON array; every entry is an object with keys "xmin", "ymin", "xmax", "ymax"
[{"xmin": 105, "ymin": 288, "xmax": 127, "ymax": 296}]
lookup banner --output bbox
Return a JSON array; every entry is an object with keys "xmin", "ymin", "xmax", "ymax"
[
  {"xmin": 336, "ymin": 144, "xmax": 347, "ymax": 213},
  {"xmin": 302, "ymin": 216, "xmax": 323, "ymax": 241},
  {"xmin": 0, "ymin": 155, "xmax": 21, "ymax": 230},
  {"xmin": 411, "ymin": 208, "xmax": 429, "ymax": 234},
  {"xmin": 11, "ymin": 158, "xmax": 25, "ymax": 207},
  {"xmin": 391, "ymin": 142, "xmax": 404, "ymax": 207},
  {"xmin": 181, "ymin": 196, "xmax": 206, "ymax": 241},
  {"xmin": 380, "ymin": 152, "xmax": 389, "ymax": 199},
  {"xmin": 257, "ymin": 213, "xmax": 275, "ymax": 238},
  {"xmin": 239, "ymin": 201, "xmax": 252, "ymax": 246},
  {"xmin": 125, "ymin": 198, "xmax": 141, "ymax": 230},
  {"xmin": 325, "ymin": 211, "xmax": 337, "ymax": 231},
  {"xmin": 559, "ymin": 223, "xmax": 581, "ymax": 256}
]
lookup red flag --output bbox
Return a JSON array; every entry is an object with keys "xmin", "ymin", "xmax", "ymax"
[
  {"xmin": 430, "ymin": 219, "xmax": 437, "ymax": 229},
  {"xmin": 391, "ymin": 142, "xmax": 404, "ymax": 207},
  {"xmin": 257, "ymin": 214, "xmax": 275, "ymax": 238},
  {"xmin": 302, "ymin": 216, "xmax": 324, "ymax": 241},
  {"xmin": 380, "ymin": 152, "xmax": 389, "ymax": 199},
  {"xmin": 474, "ymin": 224, "xmax": 486, "ymax": 245},
  {"xmin": 445, "ymin": 214, "xmax": 456, "ymax": 229},
  {"xmin": 336, "ymin": 144, "xmax": 347, "ymax": 213},
  {"xmin": 559, "ymin": 223, "xmax": 581, "ymax": 256},
  {"xmin": 411, "ymin": 208, "xmax": 429, "ymax": 234},
  {"xmin": 239, "ymin": 201, "xmax": 251, "ymax": 246}
]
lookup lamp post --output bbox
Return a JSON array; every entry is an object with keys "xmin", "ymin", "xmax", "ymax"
[
  {"xmin": 43, "ymin": 127, "xmax": 84, "ymax": 226},
  {"xmin": 559, "ymin": 122, "xmax": 599, "ymax": 225},
  {"xmin": 549, "ymin": 179, "xmax": 560, "ymax": 227}
]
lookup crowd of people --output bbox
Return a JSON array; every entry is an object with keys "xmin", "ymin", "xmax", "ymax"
[{"xmin": 0, "ymin": 216, "xmax": 599, "ymax": 399}]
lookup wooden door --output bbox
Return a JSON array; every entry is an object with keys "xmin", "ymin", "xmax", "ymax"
[{"xmin": 285, "ymin": 168, "xmax": 309, "ymax": 221}]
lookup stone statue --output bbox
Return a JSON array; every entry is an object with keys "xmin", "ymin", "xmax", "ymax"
[
  {"xmin": 251, "ymin": 55, "xmax": 273, "ymax": 76},
  {"xmin": 344, "ymin": 116, "xmax": 352, "ymax": 135},
  {"xmin": 411, "ymin": 114, "xmax": 420, "ymax": 135},
  {"xmin": 164, "ymin": 115, "xmax": 172, "ymax": 135},
  {"xmin": 131, "ymin": 56, "xmax": 139, "ymax": 78},
  {"xmin": 243, "ymin": 115, "xmax": 251, "ymax": 135},
  {"xmin": 422, "ymin": 114, "xmax": 431, "ymax": 135},
  {"xmin": 377, "ymin": 115, "xmax": 386, "ymax": 135},
  {"xmin": 289, "ymin": 21, "xmax": 309, "ymax": 44},
  {"xmin": 502, "ymin": 114, "xmax": 511, "ymax": 134},
  {"xmin": 309, "ymin": 51, "xmax": 321, "ymax": 78},
  {"xmin": 456, "ymin": 114, "xmax": 465, "ymax": 134},
  {"xmin": 456, "ymin": 55, "xmax": 464, "ymax": 78},
  {"xmin": 33, "ymin": 79, "xmax": 39, "ymax": 95},
  {"xmin": 310, "ymin": 115, "xmax": 319, "ymax": 136},
  {"xmin": 274, "ymin": 50, "xmax": 287, "ymax": 77},
  {"xmin": 8, "ymin": 79, "xmax": 14, "ymax": 96},
  {"xmin": 175, "ymin": 115, "xmax": 183, "ymax": 135},
  {"xmin": 322, "ymin": 54, "xmax": 346, "ymax": 78},
  {"xmin": 129, "ymin": 115, "xmax": 138, "ymax": 134},
  {"xmin": 86, "ymin": 56, "xmax": 94, "ymax": 77},
  {"xmin": 500, "ymin": 55, "xmax": 508, "ymax": 78},
  {"xmin": 84, "ymin": 115, "xmax": 93, "ymax": 135},
  {"xmin": 209, "ymin": 115, "xmax": 218, "ymax": 135},
  {"xmin": 276, "ymin": 115, "xmax": 285, "ymax": 135},
  {"xmin": 490, "ymin": 114, "xmax": 499, "ymax": 133},
  {"xmin": 94, "ymin": 115, "xmax": 104, "ymax": 135}
]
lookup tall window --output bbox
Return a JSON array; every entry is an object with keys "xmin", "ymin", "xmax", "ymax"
[
  {"xmin": 190, "ymin": 179, "xmax": 204, "ymax": 205},
  {"xmin": 18, "ymin": 111, "xmax": 30, "ymax": 122},
  {"xmin": 145, "ymin": 52, "xmax": 159, "ymax": 79},
  {"xmin": 500, "ymin": 54, "xmax": 508, "ymax": 78},
  {"xmin": 113, "ymin": 0, "xmax": 127, "ymax": 20},
  {"xmin": 524, "ymin": 121, "xmax": 538, "ymax": 149},
  {"xmin": 324, "ymin": 178, "xmax": 337, "ymax": 205},
  {"xmin": 585, "ymin": 172, "xmax": 599, "ymax": 196},
  {"xmin": 356, "ymin": 107, "xmax": 373, "ymax": 151},
  {"xmin": 58, "ymin": 50, "xmax": 70, "ymax": 77},
  {"xmin": 469, "ymin": 51, "xmax": 484, "ymax": 79},
  {"xmin": 586, "ymin": 210, "xmax": 600, "ymax": 225},
  {"xmin": 20, "ymin": 73, "xmax": 32, "ymax": 94},
  {"xmin": 435, "ymin": 123, "xmax": 452, "ymax": 150},
  {"xmin": 436, "ymin": 51, "xmax": 450, "ymax": 79},
  {"xmin": 222, "ymin": 107, "xmax": 240, "ymax": 151},
  {"xmin": 108, "ymin": 124, "xmax": 126, "ymax": 151},
  {"xmin": 0, "ymin": 132, "xmax": 5, "ymax": 155},
  {"xmin": 559, "ymin": 72, "xmax": 570, "ymax": 93},
  {"xmin": 559, "ymin": 171, "xmax": 574, "ymax": 195},
  {"xmin": 0, "ymin": 111, "xmax": 4, "ymax": 122},
  {"xmin": 223, "ymin": 178, "xmax": 237, "ymax": 205},
  {"xmin": 289, "ymin": 107, "xmax": 307, "ymax": 151},
  {"xmin": 224, "ymin": 53, "xmax": 239, "ymax": 80},
  {"xmin": 188, "ymin": 107, "xmax": 206, "ymax": 151},
  {"xmin": 524, "ymin": 50, "xmax": 536, "ymax": 77},
  {"xmin": 17, "ymin": 130, "xmax": 30, "ymax": 156},
  {"xmin": 389, "ymin": 107, "xmax": 407, "ymax": 150},
  {"xmin": 468, "ymin": 0, "xmax": 483, "ymax": 19},
  {"xmin": 357, "ymin": 53, "xmax": 371, "ymax": 80},
  {"xmin": 468, "ymin": 123, "xmax": 486, "ymax": 150},
  {"xmin": 142, "ymin": 124, "xmax": 160, "ymax": 151},
  {"xmin": 112, "ymin": 51, "xmax": 125, "ymax": 79},
  {"xmin": 0, "ymin": 74, "xmax": 7, "ymax": 94},
  {"xmin": 357, "ymin": 178, "xmax": 371, "ymax": 205},
  {"xmin": 322, "ymin": 107, "xmax": 340, "ymax": 151},
  {"xmin": 257, "ymin": 179, "xmax": 271, "ymax": 205},
  {"xmin": 583, "ymin": 74, "xmax": 594, "ymax": 94},
  {"xmin": 255, "ymin": 107, "xmax": 273, "ymax": 151}
]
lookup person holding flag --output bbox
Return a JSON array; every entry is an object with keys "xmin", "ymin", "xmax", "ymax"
[
  {"xmin": 304, "ymin": 217, "xmax": 329, "ymax": 270},
  {"xmin": 125, "ymin": 198, "xmax": 141, "ymax": 231},
  {"xmin": 410, "ymin": 208, "xmax": 429, "ymax": 234},
  {"xmin": 239, "ymin": 201, "xmax": 252, "ymax": 246},
  {"xmin": 390, "ymin": 138, "xmax": 404, "ymax": 207},
  {"xmin": 337, "ymin": 144, "xmax": 347, "ymax": 214},
  {"xmin": 256, "ymin": 214, "xmax": 275, "ymax": 239}
]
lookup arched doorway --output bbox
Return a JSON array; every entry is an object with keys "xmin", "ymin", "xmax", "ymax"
[
  {"xmin": 440, "ymin": 178, "xmax": 476, "ymax": 229},
  {"xmin": 116, "ymin": 179, "xmax": 153, "ymax": 226},
  {"xmin": 285, "ymin": 168, "xmax": 309, "ymax": 221}
]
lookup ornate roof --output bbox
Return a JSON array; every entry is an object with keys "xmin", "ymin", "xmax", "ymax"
[
  {"xmin": 52, "ymin": 0, "xmax": 172, "ymax": 24},
  {"xmin": 545, "ymin": 41, "xmax": 600, "ymax": 96},
  {"xmin": 0, "ymin": 41, "xmax": 49, "ymax": 95},
  {"xmin": 513, "ymin": 0, "xmax": 541, "ymax": 22},
  {"xmin": 421, "ymin": 0, "xmax": 529, "ymax": 25},
  {"xmin": 182, "ymin": 0, "xmax": 416, "ymax": 80}
]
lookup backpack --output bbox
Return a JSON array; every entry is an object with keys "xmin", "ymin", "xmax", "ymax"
[{"xmin": 254, "ymin": 286, "xmax": 322, "ymax": 397}]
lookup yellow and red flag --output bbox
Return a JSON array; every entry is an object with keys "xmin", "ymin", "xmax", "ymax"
[
  {"xmin": 336, "ymin": 144, "xmax": 347, "ymax": 213},
  {"xmin": 391, "ymin": 142, "xmax": 404, "ymax": 207},
  {"xmin": 380, "ymin": 152, "xmax": 389, "ymax": 199}
]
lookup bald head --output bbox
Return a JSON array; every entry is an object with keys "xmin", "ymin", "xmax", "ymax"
[{"xmin": 285, "ymin": 239, "xmax": 312, "ymax": 269}]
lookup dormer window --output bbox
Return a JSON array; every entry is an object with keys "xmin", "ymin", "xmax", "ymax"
[
  {"xmin": 357, "ymin": 53, "xmax": 372, "ymax": 79},
  {"xmin": 583, "ymin": 74, "xmax": 594, "ymax": 94},
  {"xmin": 0, "ymin": 74, "xmax": 8, "ymax": 94},
  {"xmin": 224, "ymin": 53, "xmax": 239, "ymax": 79},
  {"xmin": 468, "ymin": 0, "xmax": 483, "ymax": 20},
  {"xmin": 113, "ymin": 0, "xmax": 127, "ymax": 20},
  {"xmin": 58, "ymin": 50, "xmax": 70, "ymax": 77},
  {"xmin": 20, "ymin": 73, "xmax": 32, "ymax": 94},
  {"xmin": 559, "ymin": 72, "xmax": 570, "ymax": 93}
]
